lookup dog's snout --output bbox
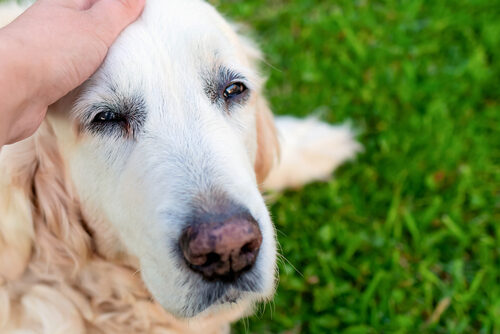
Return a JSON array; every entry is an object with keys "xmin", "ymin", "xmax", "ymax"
[{"xmin": 180, "ymin": 215, "xmax": 262, "ymax": 281}]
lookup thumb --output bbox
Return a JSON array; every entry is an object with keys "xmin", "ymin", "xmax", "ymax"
[{"xmin": 88, "ymin": 0, "xmax": 145, "ymax": 47}]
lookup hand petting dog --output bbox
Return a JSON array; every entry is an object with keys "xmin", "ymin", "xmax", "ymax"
[{"xmin": 0, "ymin": 0, "xmax": 145, "ymax": 147}]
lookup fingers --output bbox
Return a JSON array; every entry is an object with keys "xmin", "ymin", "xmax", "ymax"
[{"xmin": 87, "ymin": 0, "xmax": 145, "ymax": 47}]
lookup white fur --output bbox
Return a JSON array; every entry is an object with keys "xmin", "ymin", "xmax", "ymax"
[{"xmin": 48, "ymin": 0, "xmax": 277, "ymax": 318}]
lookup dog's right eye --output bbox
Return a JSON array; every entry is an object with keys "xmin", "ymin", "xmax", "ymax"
[
  {"xmin": 84, "ymin": 99, "xmax": 144, "ymax": 138},
  {"xmin": 92, "ymin": 111, "xmax": 125, "ymax": 123}
]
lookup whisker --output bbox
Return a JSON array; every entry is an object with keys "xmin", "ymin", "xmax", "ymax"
[{"xmin": 277, "ymin": 253, "xmax": 303, "ymax": 277}]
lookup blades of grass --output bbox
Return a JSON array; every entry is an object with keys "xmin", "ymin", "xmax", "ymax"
[
  {"xmin": 360, "ymin": 270, "xmax": 386, "ymax": 322},
  {"xmin": 403, "ymin": 207, "xmax": 420, "ymax": 245},
  {"xmin": 331, "ymin": 9, "xmax": 366, "ymax": 60},
  {"xmin": 426, "ymin": 297, "xmax": 452, "ymax": 326},
  {"xmin": 419, "ymin": 262, "xmax": 443, "ymax": 288},
  {"xmin": 385, "ymin": 184, "xmax": 402, "ymax": 237},
  {"xmin": 441, "ymin": 215, "xmax": 467, "ymax": 243},
  {"xmin": 462, "ymin": 268, "xmax": 487, "ymax": 303}
]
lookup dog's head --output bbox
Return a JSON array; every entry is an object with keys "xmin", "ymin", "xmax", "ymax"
[{"xmin": 7, "ymin": 0, "xmax": 279, "ymax": 319}]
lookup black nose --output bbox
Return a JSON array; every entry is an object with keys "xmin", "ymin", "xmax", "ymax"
[{"xmin": 179, "ymin": 214, "xmax": 262, "ymax": 281}]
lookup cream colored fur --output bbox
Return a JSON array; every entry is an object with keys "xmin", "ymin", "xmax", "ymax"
[{"xmin": 0, "ymin": 122, "xmax": 242, "ymax": 333}]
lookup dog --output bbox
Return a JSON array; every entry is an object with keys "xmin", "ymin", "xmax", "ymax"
[{"xmin": 0, "ymin": 0, "xmax": 361, "ymax": 332}]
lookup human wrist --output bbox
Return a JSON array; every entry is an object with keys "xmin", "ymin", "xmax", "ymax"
[
  {"xmin": 0, "ymin": 27, "xmax": 48, "ymax": 105},
  {"xmin": 0, "ymin": 28, "xmax": 47, "ymax": 145}
]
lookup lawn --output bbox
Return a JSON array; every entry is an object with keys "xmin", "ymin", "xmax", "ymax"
[{"xmin": 209, "ymin": 0, "xmax": 500, "ymax": 333}]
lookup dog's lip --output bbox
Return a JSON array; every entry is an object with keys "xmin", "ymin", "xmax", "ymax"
[
  {"xmin": 179, "ymin": 288, "xmax": 244, "ymax": 318},
  {"xmin": 203, "ymin": 281, "xmax": 259, "ymax": 310},
  {"xmin": 216, "ymin": 288, "xmax": 243, "ymax": 305}
]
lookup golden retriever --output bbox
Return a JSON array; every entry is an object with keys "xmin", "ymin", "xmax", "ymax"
[{"xmin": 0, "ymin": 0, "xmax": 360, "ymax": 332}]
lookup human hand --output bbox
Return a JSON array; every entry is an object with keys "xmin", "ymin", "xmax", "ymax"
[{"xmin": 0, "ymin": 0, "xmax": 145, "ymax": 146}]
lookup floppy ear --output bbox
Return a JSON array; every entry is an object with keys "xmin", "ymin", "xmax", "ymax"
[
  {"xmin": 254, "ymin": 96, "xmax": 280, "ymax": 184},
  {"xmin": 0, "ymin": 121, "xmax": 91, "ymax": 281},
  {"xmin": 234, "ymin": 29, "xmax": 280, "ymax": 184},
  {"xmin": 0, "ymin": 141, "xmax": 35, "ymax": 281}
]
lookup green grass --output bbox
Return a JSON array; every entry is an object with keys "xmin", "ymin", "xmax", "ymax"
[{"xmin": 209, "ymin": 0, "xmax": 500, "ymax": 333}]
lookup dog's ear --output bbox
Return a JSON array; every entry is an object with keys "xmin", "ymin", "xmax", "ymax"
[
  {"xmin": 0, "ymin": 141, "xmax": 36, "ymax": 281},
  {"xmin": 235, "ymin": 30, "xmax": 280, "ymax": 184},
  {"xmin": 254, "ymin": 97, "xmax": 279, "ymax": 184},
  {"xmin": 0, "ymin": 122, "xmax": 91, "ymax": 281}
]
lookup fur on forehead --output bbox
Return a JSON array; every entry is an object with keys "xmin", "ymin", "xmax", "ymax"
[{"xmin": 71, "ymin": 1, "xmax": 265, "ymax": 123}]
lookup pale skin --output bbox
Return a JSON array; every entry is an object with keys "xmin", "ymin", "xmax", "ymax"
[{"xmin": 0, "ymin": 0, "xmax": 145, "ymax": 147}]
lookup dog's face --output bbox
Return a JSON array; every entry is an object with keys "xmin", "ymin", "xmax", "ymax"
[{"xmin": 49, "ymin": 0, "xmax": 277, "ymax": 318}]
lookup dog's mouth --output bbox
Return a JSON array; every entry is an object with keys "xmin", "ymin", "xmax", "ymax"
[
  {"xmin": 178, "ymin": 270, "xmax": 265, "ymax": 317},
  {"xmin": 215, "ymin": 288, "xmax": 244, "ymax": 305}
]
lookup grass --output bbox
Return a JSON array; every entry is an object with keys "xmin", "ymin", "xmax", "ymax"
[{"xmin": 208, "ymin": 0, "xmax": 500, "ymax": 333}]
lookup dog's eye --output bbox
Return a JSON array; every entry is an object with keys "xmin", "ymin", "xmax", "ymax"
[
  {"xmin": 92, "ymin": 111, "xmax": 125, "ymax": 123},
  {"xmin": 223, "ymin": 82, "xmax": 247, "ymax": 99}
]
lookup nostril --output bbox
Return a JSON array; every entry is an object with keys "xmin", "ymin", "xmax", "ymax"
[
  {"xmin": 204, "ymin": 252, "xmax": 220, "ymax": 266},
  {"xmin": 241, "ymin": 242, "xmax": 255, "ymax": 254}
]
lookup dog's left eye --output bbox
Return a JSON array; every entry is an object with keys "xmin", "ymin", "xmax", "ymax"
[
  {"xmin": 92, "ymin": 111, "xmax": 125, "ymax": 123},
  {"xmin": 223, "ymin": 82, "xmax": 247, "ymax": 99}
]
